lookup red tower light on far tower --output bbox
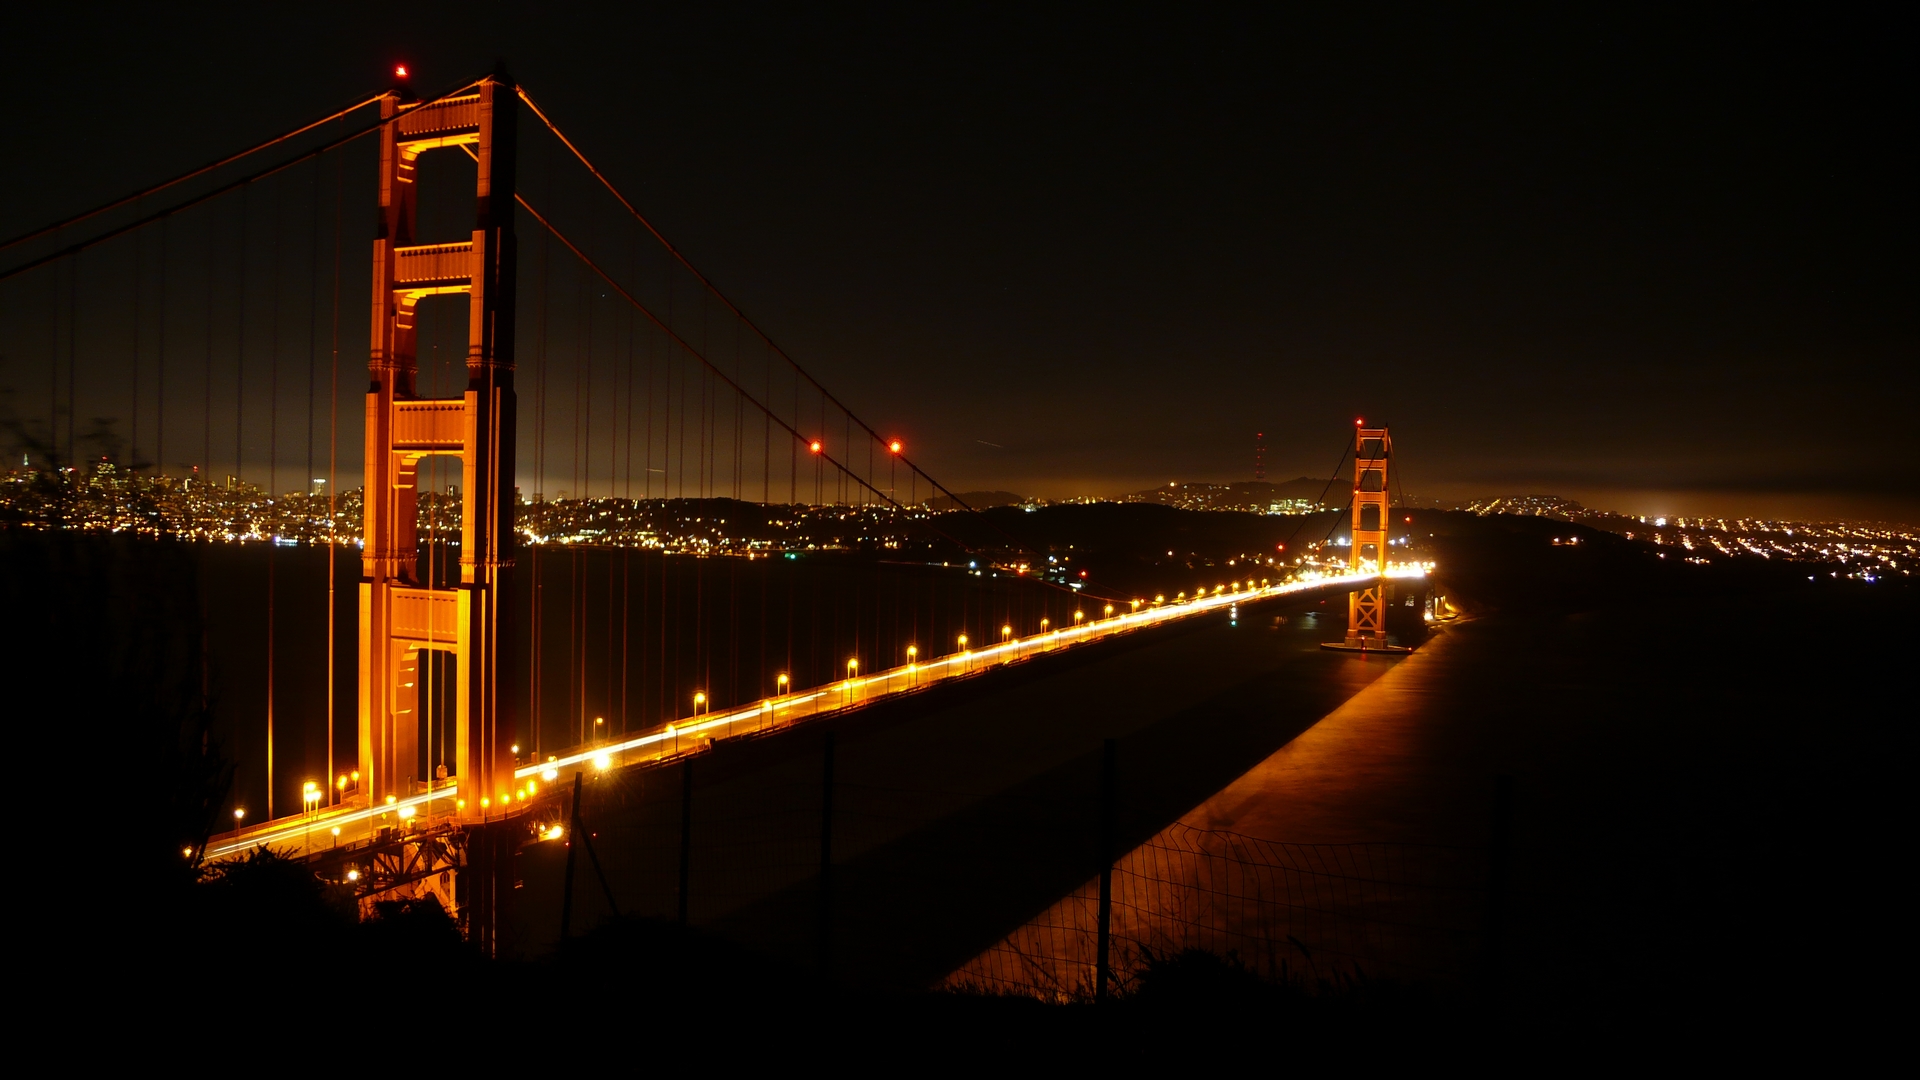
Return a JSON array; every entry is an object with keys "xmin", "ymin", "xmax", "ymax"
[{"xmin": 395, "ymin": 65, "xmax": 409, "ymax": 79}]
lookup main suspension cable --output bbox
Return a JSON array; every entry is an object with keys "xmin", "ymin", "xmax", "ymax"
[
  {"xmin": 510, "ymin": 188, "xmax": 902, "ymax": 516},
  {"xmin": 0, "ymin": 90, "xmax": 387, "ymax": 254},
  {"xmin": 1, "ymin": 78, "xmax": 484, "ymax": 284},
  {"xmin": 517, "ymin": 193, "xmax": 1046, "ymax": 575},
  {"xmin": 516, "ymin": 88, "xmax": 987, "ymax": 517}
]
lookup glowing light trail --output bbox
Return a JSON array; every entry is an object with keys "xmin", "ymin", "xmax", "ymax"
[
  {"xmin": 513, "ymin": 568, "xmax": 1419, "ymax": 781},
  {"xmin": 202, "ymin": 566, "xmax": 1424, "ymax": 863}
]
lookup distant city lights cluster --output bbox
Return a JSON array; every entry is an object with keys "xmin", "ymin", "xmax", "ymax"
[
  {"xmin": 1467, "ymin": 495, "xmax": 1913, "ymax": 582},
  {"xmin": 5, "ymin": 464, "xmax": 1907, "ymax": 584},
  {"xmin": 0, "ymin": 462, "xmax": 945, "ymax": 557}
]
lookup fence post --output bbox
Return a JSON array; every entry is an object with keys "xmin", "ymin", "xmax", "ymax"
[
  {"xmin": 677, "ymin": 757, "xmax": 693, "ymax": 925},
  {"xmin": 1096, "ymin": 737, "xmax": 1117, "ymax": 1003},
  {"xmin": 818, "ymin": 731, "xmax": 837, "ymax": 977},
  {"xmin": 1482, "ymin": 773, "xmax": 1514, "ymax": 1010},
  {"xmin": 560, "ymin": 772, "xmax": 582, "ymax": 940}
]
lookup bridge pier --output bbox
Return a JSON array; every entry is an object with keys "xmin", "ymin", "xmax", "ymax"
[{"xmin": 458, "ymin": 820, "xmax": 524, "ymax": 957}]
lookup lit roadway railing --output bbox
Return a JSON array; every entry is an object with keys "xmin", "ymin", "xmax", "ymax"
[{"xmin": 203, "ymin": 565, "xmax": 1426, "ymax": 862}]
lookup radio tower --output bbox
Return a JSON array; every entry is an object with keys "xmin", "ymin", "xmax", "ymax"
[{"xmin": 1254, "ymin": 432, "xmax": 1266, "ymax": 482}]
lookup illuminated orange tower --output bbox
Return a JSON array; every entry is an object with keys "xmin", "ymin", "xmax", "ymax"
[
  {"xmin": 359, "ymin": 73, "xmax": 518, "ymax": 818},
  {"xmin": 1343, "ymin": 423, "xmax": 1392, "ymax": 648}
]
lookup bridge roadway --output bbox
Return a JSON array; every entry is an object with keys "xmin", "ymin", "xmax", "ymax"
[{"xmin": 203, "ymin": 567, "xmax": 1419, "ymax": 862}]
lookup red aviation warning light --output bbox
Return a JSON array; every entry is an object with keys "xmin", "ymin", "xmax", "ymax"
[
  {"xmin": 889, "ymin": 440, "xmax": 903, "ymax": 453},
  {"xmin": 809, "ymin": 440, "xmax": 822, "ymax": 453},
  {"xmin": 1355, "ymin": 417, "xmax": 1364, "ymax": 426},
  {"xmin": 395, "ymin": 65, "xmax": 409, "ymax": 79}
]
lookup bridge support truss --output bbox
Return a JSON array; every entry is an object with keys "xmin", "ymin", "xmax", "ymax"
[{"xmin": 359, "ymin": 75, "xmax": 519, "ymax": 821}]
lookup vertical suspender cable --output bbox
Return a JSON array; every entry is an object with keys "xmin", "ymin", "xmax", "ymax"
[
  {"xmin": 264, "ymin": 180, "xmax": 277, "ymax": 819},
  {"xmin": 622, "ymin": 250, "xmax": 635, "ymax": 735},
  {"xmin": 46, "ymin": 266, "xmax": 57, "ymax": 470},
  {"xmin": 67, "ymin": 255, "xmax": 77, "ymax": 472},
  {"xmin": 235, "ymin": 188, "xmax": 246, "ymax": 488},
  {"xmin": 641, "ymin": 266, "xmax": 654, "ymax": 728},
  {"xmin": 304, "ymin": 155, "xmax": 318, "ymax": 792},
  {"xmin": 132, "ymin": 231, "xmax": 141, "ymax": 472},
  {"xmin": 157, "ymin": 219, "xmax": 167, "ymax": 480},
  {"xmin": 533, "ymin": 187, "xmax": 551, "ymax": 760},
  {"xmin": 327, "ymin": 143, "xmax": 341, "ymax": 801},
  {"xmin": 204, "ymin": 215, "xmax": 213, "ymax": 485}
]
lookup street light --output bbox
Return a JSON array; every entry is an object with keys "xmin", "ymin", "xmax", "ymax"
[
  {"xmin": 906, "ymin": 645, "xmax": 918, "ymax": 687},
  {"xmin": 693, "ymin": 692, "xmax": 707, "ymax": 717},
  {"xmin": 846, "ymin": 658, "xmax": 859, "ymax": 704},
  {"xmin": 776, "ymin": 673, "xmax": 789, "ymax": 696},
  {"xmin": 594, "ymin": 716, "xmax": 604, "ymax": 742},
  {"xmin": 1104, "ymin": 603, "xmax": 1114, "ymax": 619},
  {"xmin": 958, "ymin": 633, "xmax": 969, "ymax": 672},
  {"xmin": 1074, "ymin": 610, "xmax": 1084, "ymax": 627}
]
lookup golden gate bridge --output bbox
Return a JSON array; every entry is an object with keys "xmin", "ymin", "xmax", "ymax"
[{"xmin": 0, "ymin": 67, "xmax": 1419, "ymax": 954}]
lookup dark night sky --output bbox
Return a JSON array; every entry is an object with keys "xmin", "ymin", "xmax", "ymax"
[{"xmin": 3, "ymin": 5, "xmax": 1912, "ymax": 520}]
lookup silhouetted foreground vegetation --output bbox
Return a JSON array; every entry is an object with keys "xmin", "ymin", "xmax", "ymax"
[
  {"xmin": 124, "ymin": 848, "xmax": 1446, "ymax": 1038},
  {"xmin": 141, "ymin": 843, "xmax": 1436, "ymax": 1007}
]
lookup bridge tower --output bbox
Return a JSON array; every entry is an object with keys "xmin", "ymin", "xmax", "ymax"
[
  {"xmin": 359, "ymin": 74, "xmax": 518, "ymax": 821},
  {"xmin": 1343, "ymin": 424, "xmax": 1392, "ymax": 648}
]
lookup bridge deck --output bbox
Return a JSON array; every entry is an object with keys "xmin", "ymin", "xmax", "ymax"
[{"xmin": 203, "ymin": 569, "xmax": 1414, "ymax": 862}]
